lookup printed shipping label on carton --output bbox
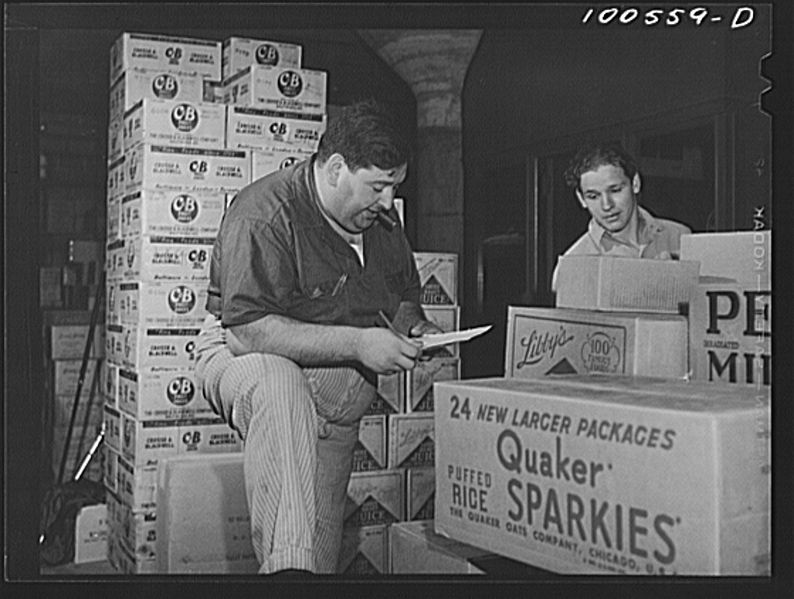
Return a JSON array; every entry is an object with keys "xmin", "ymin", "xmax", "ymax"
[
  {"xmin": 422, "ymin": 306, "xmax": 460, "ymax": 358},
  {"xmin": 119, "ymin": 280, "xmax": 209, "ymax": 328},
  {"xmin": 120, "ymin": 235, "xmax": 213, "ymax": 283},
  {"xmin": 123, "ymin": 99, "xmax": 226, "ymax": 152},
  {"xmin": 104, "ymin": 445, "xmax": 120, "ymax": 494},
  {"xmin": 118, "ymin": 366, "xmax": 215, "ymax": 422},
  {"xmin": 391, "ymin": 520, "xmax": 490, "ymax": 574},
  {"xmin": 688, "ymin": 280, "xmax": 771, "ymax": 386},
  {"xmin": 250, "ymin": 146, "xmax": 313, "ymax": 181},
  {"xmin": 116, "ymin": 502, "xmax": 157, "ymax": 564},
  {"xmin": 121, "ymin": 415, "xmax": 235, "ymax": 468},
  {"xmin": 106, "ymin": 323, "xmax": 125, "ymax": 367},
  {"xmin": 222, "ymin": 37, "xmax": 302, "ymax": 80},
  {"xmin": 102, "ymin": 361, "xmax": 119, "ymax": 405},
  {"xmin": 107, "ymin": 155, "xmax": 126, "ymax": 203},
  {"xmin": 344, "ymin": 470, "xmax": 404, "ymax": 529},
  {"xmin": 107, "ymin": 118, "xmax": 124, "ymax": 164},
  {"xmin": 504, "ymin": 307, "xmax": 689, "ymax": 380},
  {"xmin": 121, "ymin": 188, "xmax": 226, "ymax": 238},
  {"xmin": 555, "ymin": 256, "xmax": 700, "ymax": 314},
  {"xmin": 50, "ymin": 324, "xmax": 105, "ymax": 360},
  {"xmin": 125, "ymin": 144, "xmax": 249, "ymax": 193},
  {"xmin": 107, "ymin": 197, "xmax": 121, "ymax": 242},
  {"xmin": 155, "ymin": 453, "xmax": 258, "ymax": 574},
  {"xmin": 414, "ymin": 252, "xmax": 458, "ymax": 306},
  {"xmin": 109, "ymin": 33, "xmax": 221, "ymax": 83},
  {"xmin": 433, "ymin": 376, "xmax": 771, "ymax": 575},
  {"xmin": 122, "ymin": 325, "xmax": 199, "ymax": 370},
  {"xmin": 352, "ymin": 415, "xmax": 388, "ymax": 472},
  {"xmin": 406, "ymin": 467, "xmax": 436, "ymax": 522},
  {"xmin": 226, "ymin": 106, "xmax": 324, "ymax": 152},
  {"xmin": 405, "ymin": 357, "xmax": 460, "ymax": 412},
  {"xmin": 106, "ymin": 239, "xmax": 126, "ymax": 283},
  {"xmin": 117, "ymin": 455, "xmax": 159, "ymax": 510},
  {"xmin": 680, "ymin": 231, "xmax": 771, "ymax": 284},
  {"xmin": 388, "ymin": 413, "xmax": 435, "ymax": 470},
  {"xmin": 222, "ymin": 65, "xmax": 327, "ymax": 116},
  {"xmin": 109, "ymin": 68, "xmax": 211, "ymax": 122},
  {"xmin": 52, "ymin": 358, "xmax": 101, "ymax": 398},
  {"xmin": 339, "ymin": 525, "xmax": 389, "ymax": 575},
  {"xmin": 104, "ymin": 405, "xmax": 122, "ymax": 452}
]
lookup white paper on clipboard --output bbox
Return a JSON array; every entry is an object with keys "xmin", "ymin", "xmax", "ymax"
[{"xmin": 418, "ymin": 325, "xmax": 492, "ymax": 350}]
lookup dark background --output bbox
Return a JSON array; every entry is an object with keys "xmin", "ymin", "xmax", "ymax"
[{"xmin": 5, "ymin": 2, "xmax": 792, "ymax": 592}]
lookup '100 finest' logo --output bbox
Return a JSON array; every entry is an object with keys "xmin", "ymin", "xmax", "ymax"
[{"xmin": 580, "ymin": 332, "xmax": 621, "ymax": 373}]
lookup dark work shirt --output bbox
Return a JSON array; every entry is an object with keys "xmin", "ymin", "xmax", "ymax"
[{"xmin": 206, "ymin": 156, "xmax": 420, "ymax": 328}]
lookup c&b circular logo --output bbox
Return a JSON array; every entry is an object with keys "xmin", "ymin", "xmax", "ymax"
[
  {"xmin": 170, "ymin": 103, "xmax": 199, "ymax": 132},
  {"xmin": 580, "ymin": 332, "xmax": 621, "ymax": 374},
  {"xmin": 170, "ymin": 193, "xmax": 199, "ymax": 223},
  {"xmin": 152, "ymin": 73, "xmax": 179, "ymax": 99},
  {"xmin": 167, "ymin": 376, "xmax": 195, "ymax": 406},
  {"xmin": 280, "ymin": 156, "xmax": 299, "ymax": 169},
  {"xmin": 277, "ymin": 70, "xmax": 303, "ymax": 98},
  {"xmin": 168, "ymin": 285, "xmax": 196, "ymax": 314},
  {"xmin": 255, "ymin": 43, "xmax": 280, "ymax": 66}
]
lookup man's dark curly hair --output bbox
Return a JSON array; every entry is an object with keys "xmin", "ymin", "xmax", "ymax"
[
  {"xmin": 316, "ymin": 99, "xmax": 411, "ymax": 172},
  {"xmin": 564, "ymin": 142, "xmax": 640, "ymax": 191}
]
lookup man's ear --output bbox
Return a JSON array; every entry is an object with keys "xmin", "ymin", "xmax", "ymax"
[
  {"xmin": 325, "ymin": 153, "xmax": 346, "ymax": 187},
  {"xmin": 632, "ymin": 172, "xmax": 642, "ymax": 195},
  {"xmin": 575, "ymin": 189, "xmax": 587, "ymax": 209}
]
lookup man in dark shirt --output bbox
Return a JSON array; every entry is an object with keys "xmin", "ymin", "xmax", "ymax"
[
  {"xmin": 552, "ymin": 142, "xmax": 692, "ymax": 290},
  {"xmin": 195, "ymin": 100, "xmax": 441, "ymax": 575}
]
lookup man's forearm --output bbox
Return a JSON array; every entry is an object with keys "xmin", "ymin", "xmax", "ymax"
[{"xmin": 227, "ymin": 314, "xmax": 362, "ymax": 366}]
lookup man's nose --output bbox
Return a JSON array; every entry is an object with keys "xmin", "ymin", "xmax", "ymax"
[
  {"xmin": 600, "ymin": 194, "xmax": 614, "ymax": 211},
  {"xmin": 376, "ymin": 189, "xmax": 395, "ymax": 211}
]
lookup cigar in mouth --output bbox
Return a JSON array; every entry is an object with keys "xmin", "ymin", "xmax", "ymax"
[{"xmin": 376, "ymin": 211, "xmax": 397, "ymax": 231}]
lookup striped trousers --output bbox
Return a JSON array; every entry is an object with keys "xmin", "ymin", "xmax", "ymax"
[{"xmin": 194, "ymin": 315, "xmax": 375, "ymax": 574}]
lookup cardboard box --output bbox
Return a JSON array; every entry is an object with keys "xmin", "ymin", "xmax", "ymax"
[
  {"xmin": 433, "ymin": 376, "xmax": 771, "ymax": 575},
  {"xmin": 104, "ymin": 445, "xmax": 120, "ymax": 494},
  {"xmin": 555, "ymin": 256, "xmax": 700, "ymax": 314},
  {"xmin": 352, "ymin": 415, "xmax": 388, "ymax": 472},
  {"xmin": 73, "ymin": 503, "xmax": 109, "ymax": 564},
  {"xmin": 118, "ymin": 280, "xmax": 209, "ymax": 328},
  {"xmin": 688, "ymin": 279, "xmax": 771, "ymax": 386},
  {"xmin": 222, "ymin": 37, "xmax": 302, "ymax": 79},
  {"xmin": 109, "ymin": 68, "xmax": 213, "ymax": 123},
  {"xmin": 117, "ymin": 455, "xmax": 159, "ymax": 510},
  {"xmin": 121, "ymin": 415, "xmax": 238, "ymax": 468},
  {"xmin": 366, "ymin": 373, "xmax": 401, "ymax": 416},
  {"xmin": 405, "ymin": 467, "xmax": 436, "ymax": 522},
  {"xmin": 222, "ymin": 65, "xmax": 327, "ymax": 116},
  {"xmin": 225, "ymin": 106, "xmax": 324, "ymax": 152},
  {"xmin": 119, "ymin": 234, "xmax": 214, "ymax": 283},
  {"xmin": 106, "ymin": 239, "xmax": 126, "ymax": 283},
  {"xmin": 405, "ymin": 357, "xmax": 460, "ymax": 412},
  {"xmin": 123, "ymin": 99, "xmax": 226, "ymax": 152},
  {"xmin": 108, "ymin": 527, "xmax": 157, "ymax": 574},
  {"xmin": 118, "ymin": 366, "xmax": 215, "ymax": 421},
  {"xmin": 155, "ymin": 453, "xmax": 259, "ymax": 574},
  {"xmin": 249, "ymin": 145, "xmax": 313, "ymax": 181},
  {"xmin": 50, "ymin": 324, "xmax": 105, "ymax": 360},
  {"xmin": 422, "ymin": 305, "xmax": 460, "ymax": 358},
  {"xmin": 107, "ymin": 196, "xmax": 121, "ymax": 242},
  {"xmin": 104, "ymin": 405, "xmax": 122, "ymax": 452},
  {"xmin": 388, "ymin": 413, "xmax": 435, "ymax": 470},
  {"xmin": 414, "ymin": 252, "xmax": 458, "ymax": 306},
  {"xmin": 115, "ymin": 501, "xmax": 158, "ymax": 564},
  {"xmin": 339, "ymin": 525, "xmax": 389, "ymax": 575},
  {"xmin": 680, "ymin": 231, "xmax": 771, "ymax": 283},
  {"xmin": 107, "ymin": 117, "xmax": 124, "ymax": 165},
  {"xmin": 125, "ymin": 144, "xmax": 250, "ymax": 193},
  {"xmin": 107, "ymin": 154, "xmax": 126, "ymax": 203},
  {"xmin": 109, "ymin": 32, "xmax": 222, "ymax": 83},
  {"xmin": 505, "ymin": 307, "xmax": 689, "ymax": 380},
  {"xmin": 390, "ymin": 520, "xmax": 491, "ymax": 574},
  {"xmin": 52, "ymin": 358, "xmax": 101, "ymax": 398},
  {"xmin": 105, "ymin": 323, "xmax": 125, "ymax": 366},
  {"xmin": 344, "ymin": 470, "xmax": 404, "ymax": 529},
  {"xmin": 121, "ymin": 325, "xmax": 199, "ymax": 370},
  {"xmin": 121, "ymin": 188, "xmax": 226, "ymax": 238},
  {"xmin": 53, "ymin": 394, "xmax": 104, "ymax": 430},
  {"xmin": 102, "ymin": 361, "xmax": 120, "ymax": 404}
]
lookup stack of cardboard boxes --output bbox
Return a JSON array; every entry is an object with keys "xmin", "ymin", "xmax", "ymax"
[
  {"xmin": 429, "ymin": 231, "xmax": 771, "ymax": 576},
  {"xmin": 340, "ymin": 251, "xmax": 462, "ymax": 574}
]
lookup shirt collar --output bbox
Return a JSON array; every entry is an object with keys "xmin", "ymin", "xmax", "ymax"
[{"xmin": 588, "ymin": 205, "xmax": 664, "ymax": 249}]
